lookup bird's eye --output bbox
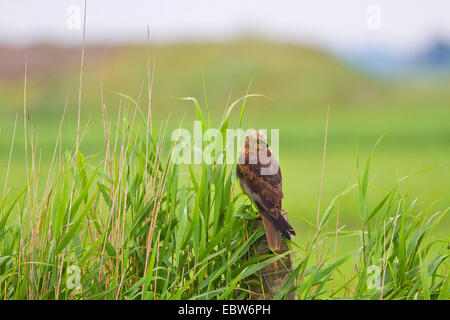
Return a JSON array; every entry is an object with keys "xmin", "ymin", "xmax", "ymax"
[{"xmin": 266, "ymin": 143, "xmax": 269, "ymax": 148}]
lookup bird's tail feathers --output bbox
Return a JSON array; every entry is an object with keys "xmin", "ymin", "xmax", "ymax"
[
  {"xmin": 262, "ymin": 208, "xmax": 296, "ymax": 241},
  {"xmin": 262, "ymin": 216, "xmax": 281, "ymax": 251}
]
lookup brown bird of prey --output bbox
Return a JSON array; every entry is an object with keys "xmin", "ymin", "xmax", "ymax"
[{"xmin": 236, "ymin": 130, "xmax": 296, "ymax": 251}]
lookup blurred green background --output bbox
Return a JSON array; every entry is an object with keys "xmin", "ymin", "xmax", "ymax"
[{"xmin": 0, "ymin": 41, "xmax": 449, "ymax": 257}]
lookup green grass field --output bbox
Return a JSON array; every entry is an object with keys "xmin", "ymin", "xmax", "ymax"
[{"xmin": 0, "ymin": 41, "xmax": 448, "ymax": 299}]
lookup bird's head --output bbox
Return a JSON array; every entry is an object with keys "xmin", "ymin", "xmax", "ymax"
[{"xmin": 243, "ymin": 130, "xmax": 269, "ymax": 154}]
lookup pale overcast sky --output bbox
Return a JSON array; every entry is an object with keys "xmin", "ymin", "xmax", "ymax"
[{"xmin": 0, "ymin": 0, "xmax": 449, "ymax": 53}]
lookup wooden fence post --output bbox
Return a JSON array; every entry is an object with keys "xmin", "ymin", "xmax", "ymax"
[{"xmin": 249, "ymin": 212, "xmax": 296, "ymax": 300}]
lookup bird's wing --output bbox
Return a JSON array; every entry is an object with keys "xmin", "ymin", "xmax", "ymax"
[
  {"xmin": 236, "ymin": 153, "xmax": 295, "ymax": 240},
  {"xmin": 237, "ymin": 152, "xmax": 283, "ymax": 211}
]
